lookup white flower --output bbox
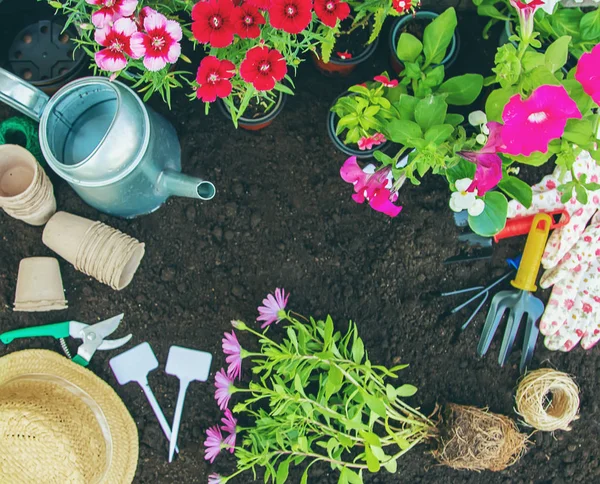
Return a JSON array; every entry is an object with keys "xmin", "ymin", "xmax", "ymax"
[
  {"xmin": 541, "ymin": 0, "xmax": 561, "ymax": 14},
  {"xmin": 449, "ymin": 178, "xmax": 485, "ymax": 217},
  {"xmin": 468, "ymin": 110, "xmax": 487, "ymax": 127},
  {"xmin": 476, "ymin": 133, "xmax": 487, "ymax": 145}
]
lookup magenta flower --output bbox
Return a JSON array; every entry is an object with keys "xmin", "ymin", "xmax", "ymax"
[
  {"xmin": 215, "ymin": 368, "xmax": 235, "ymax": 410},
  {"xmin": 575, "ymin": 44, "xmax": 600, "ymax": 106},
  {"xmin": 257, "ymin": 288, "xmax": 289, "ymax": 328},
  {"xmin": 458, "ymin": 122, "xmax": 505, "ymax": 194},
  {"xmin": 222, "ymin": 330, "xmax": 242, "ymax": 380},
  {"xmin": 204, "ymin": 425, "xmax": 224, "ymax": 463},
  {"xmin": 340, "ymin": 157, "xmax": 402, "ymax": 217},
  {"xmin": 94, "ymin": 18, "xmax": 137, "ymax": 72},
  {"xmin": 86, "ymin": 0, "xmax": 138, "ymax": 28},
  {"xmin": 130, "ymin": 12, "xmax": 182, "ymax": 71},
  {"xmin": 208, "ymin": 474, "xmax": 224, "ymax": 484},
  {"xmin": 221, "ymin": 409, "xmax": 237, "ymax": 453},
  {"xmin": 509, "ymin": 0, "xmax": 544, "ymax": 41},
  {"xmin": 373, "ymin": 75, "xmax": 398, "ymax": 88},
  {"xmin": 501, "ymin": 85, "xmax": 581, "ymax": 156}
]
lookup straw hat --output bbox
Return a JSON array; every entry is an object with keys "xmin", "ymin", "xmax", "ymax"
[{"xmin": 0, "ymin": 350, "xmax": 138, "ymax": 483}]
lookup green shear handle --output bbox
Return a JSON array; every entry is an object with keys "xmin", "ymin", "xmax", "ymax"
[{"xmin": 0, "ymin": 322, "xmax": 71, "ymax": 345}]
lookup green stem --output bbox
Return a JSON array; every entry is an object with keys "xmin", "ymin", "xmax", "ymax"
[{"xmin": 275, "ymin": 450, "xmax": 369, "ymax": 470}]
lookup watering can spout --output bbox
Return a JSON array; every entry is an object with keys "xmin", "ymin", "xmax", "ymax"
[{"xmin": 160, "ymin": 169, "xmax": 216, "ymax": 201}]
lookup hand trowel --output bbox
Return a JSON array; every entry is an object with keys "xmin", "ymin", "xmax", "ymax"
[
  {"xmin": 165, "ymin": 345, "xmax": 212, "ymax": 463},
  {"xmin": 109, "ymin": 342, "xmax": 179, "ymax": 453}
]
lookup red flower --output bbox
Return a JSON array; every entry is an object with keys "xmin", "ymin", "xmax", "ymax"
[
  {"xmin": 374, "ymin": 75, "xmax": 398, "ymax": 88},
  {"xmin": 314, "ymin": 0, "xmax": 349, "ymax": 28},
  {"xmin": 582, "ymin": 303, "xmax": 593, "ymax": 314},
  {"xmin": 240, "ymin": 46, "xmax": 287, "ymax": 91},
  {"xmin": 247, "ymin": 0, "xmax": 272, "ymax": 8},
  {"xmin": 196, "ymin": 56, "xmax": 236, "ymax": 102},
  {"xmin": 192, "ymin": 0, "xmax": 237, "ymax": 48},
  {"xmin": 392, "ymin": 0, "xmax": 413, "ymax": 14},
  {"xmin": 269, "ymin": 0, "xmax": 313, "ymax": 34},
  {"xmin": 336, "ymin": 51, "xmax": 352, "ymax": 60},
  {"xmin": 235, "ymin": 3, "xmax": 265, "ymax": 39}
]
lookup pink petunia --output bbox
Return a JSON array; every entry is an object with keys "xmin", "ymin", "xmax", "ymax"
[
  {"xmin": 575, "ymin": 44, "xmax": 600, "ymax": 106},
  {"xmin": 222, "ymin": 330, "xmax": 242, "ymax": 380},
  {"xmin": 204, "ymin": 425, "xmax": 224, "ymax": 463},
  {"xmin": 130, "ymin": 12, "xmax": 182, "ymax": 71},
  {"xmin": 94, "ymin": 18, "xmax": 137, "ymax": 72},
  {"xmin": 208, "ymin": 474, "xmax": 224, "ymax": 484},
  {"xmin": 340, "ymin": 157, "xmax": 402, "ymax": 217},
  {"xmin": 509, "ymin": 0, "xmax": 545, "ymax": 40},
  {"xmin": 214, "ymin": 368, "xmax": 235, "ymax": 410},
  {"xmin": 86, "ymin": 0, "xmax": 138, "ymax": 28},
  {"xmin": 221, "ymin": 409, "xmax": 237, "ymax": 453},
  {"xmin": 357, "ymin": 133, "xmax": 386, "ymax": 151},
  {"xmin": 501, "ymin": 85, "xmax": 581, "ymax": 156},
  {"xmin": 373, "ymin": 75, "xmax": 398, "ymax": 88},
  {"xmin": 257, "ymin": 288, "xmax": 289, "ymax": 328}
]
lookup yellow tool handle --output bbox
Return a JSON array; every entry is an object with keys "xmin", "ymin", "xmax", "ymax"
[{"xmin": 511, "ymin": 213, "xmax": 552, "ymax": 292}]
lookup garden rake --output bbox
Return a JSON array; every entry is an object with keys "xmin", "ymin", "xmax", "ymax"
[{"xmin": 477, "ymin": 213, "xmax": 552, "ymax": 373}]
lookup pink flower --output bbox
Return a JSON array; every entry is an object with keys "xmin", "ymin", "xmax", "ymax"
[
  {"xmin": 222, "ymin": 330, "xmax": 242, "ymax": 380},
  {"xmin": 582, "ymin": 303, "xmax": 593, "ymax": 314},
  {"xmin": 130, "ymin": 12, "xmax": 182, "ymax": 71},
  {"xmin": 337, "ymin": 51, "xmax": 352, "ymax": 60},
  {"xmin": 340, "ymin": 157, "xmax": 402, "ymax": 217},
  {"xmin": 215, "ymin": 368, "xmax": 235, "ymax": 410},
  {"xmin": 204, "ymin": 425, "xmax": 224, "ymax": 463},
  {"xmin": 86, "ymin": 0, "xmax": 138, "ymax": 28},
  {"xmin": 565, "ymin": 299, "xmax": 575, "ymax": 310},
  {"xmin": 458, "ymin": 121, "xmax": 504, "ymax": 194},
  {"xmin": 373, "ymin": 75, "xmax": 398, "ymax": 88},
  {"xmin": 501, "ymin": 85, "xmax": 581, "ymax": 156},
  {"xmin": 575, "ymin": 44, "xmax": 600, "ymax": 106},
  {"xmin": 94, "ymin": 18, "xmax": 137, "ymax": 72},
  {"xmin": 509, "ymin": 0, "xmax": 545, "ymax": 40},
  {"xmin": 221, "ymin": 409, "xmax": 237, "ymax": 453},
  {"xmin": 357, "ymin": 133, "xmax": 386, "ymax": 150},
  {"xmin": 257, "ymin": 288, "xmax": 289, "ymax": 328},
  {"xmin": 208, "ymin": 474, "xmax": 224, "ymax": 484}
]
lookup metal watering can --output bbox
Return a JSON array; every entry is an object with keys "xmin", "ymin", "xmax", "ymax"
[{"xmin": 0, "ymin": 68, "xmax": 215, "ymax": 218}]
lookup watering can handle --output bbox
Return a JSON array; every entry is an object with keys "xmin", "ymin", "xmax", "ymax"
[
  {"xmin": 0, "ymin": 68, "xmax": 49, "ymax": 121},
  {"xmin": 511, "ymin": 213, "xmax": 552, "ymax": 293}
]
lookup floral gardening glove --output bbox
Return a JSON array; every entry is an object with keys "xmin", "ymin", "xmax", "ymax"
[
  {"xmin": 507, "ymin": 151, "xmax": 600, "ymax": 269},
  {"xmin": 537, "ymin": 213, "xmax": 600, "ymax": 351}
]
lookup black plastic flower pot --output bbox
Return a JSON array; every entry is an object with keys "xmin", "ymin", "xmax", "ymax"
[
  {"xmin": 389, "ymin": 11, "xmax": 460, "ymax": 75},
  {"xmin": 7, "ymin": 19, "xmax": 86, "ymax": 94},
  {"xmin": 327, "ymin": 90, "xmax": 393, "ymax": 160},
  {"xmin": 217, "ymin": 91, "xmax": 287, "ymax": 131}
]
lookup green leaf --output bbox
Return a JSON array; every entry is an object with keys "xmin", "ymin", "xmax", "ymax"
[
  {"xmin": 359, "ymin": 431, "xmax": 382, "ymax": 447},
  {"xmin": 300, "ymin": 467, "xmax": 310, "ymax": 484},
  {"xmin": 424, "ymin": 124, "xmax": 454, "ymax": 145},
  {"xmin": 575, "ymin": 184, "xmax": 588, "ymax": 205},
  {"xmin": 423, "ymin": 7, "xmax": 457, "ymax": 66},
  {"xmin": 445, "ymin": 113, "xmax": 464, "ymax": 126},
  {"xmin": 423, "ymin": 65, "xmax": 445, "ymax": 88},
  {"xmin": 365, "ymin": 445, "xmax": 381, "ymax": 473},
  {"xmin": 522, "ymin": 51, "xmax": 546, "ymax": 72},
  {"xmin": 476, "ymin": 4, "xmax": 510, "ymax": 21},
  {"xmin": 415, "ymin": 95, "xmax": 448, "ymax": 131},
  {"xmin": 394, "ymin": 94, "xmax": 418, "ymax": 120},
  {"xmin": 498, "ymin": 176, "xmax": 532, "ymax": 207},
  {"xmin": 522, "ymin": 65, "xmax": 562, "ymax": 92},
  {"xmin": 364, "ymin": 394, "xmax": 387, "ymax": 418},
  {"xmin": 511, "ymin": 151, "xmax": 552, "ymax": 167},
  {"xmin": 385, "ymin": 384, "xmax": 396, "ymax": 402},
  {"xmin": 371, "ymin": 445, "xmax": 387, "ymax": 462},
  {"xmin": 485, "ymin": 87, "xmax": 516, "ymax": 122},
  {"xmin": 468, "ymin": 191, "xmax": 508, "ymax": 237},
  {"xmin": 276, "ymin": 460, "xmax": 290, "ymax": 484},
  {"xmin": 325, "ymin": 365, "xmax": 343, "ymax": 400},
  {"xmin": 298, "ymin": 436, "xmax": 308, "ymax": 452},
  {"xmin": 373, "ymin": 150, "xmax": 395, "ymax": 166},
  {"xmin": 386, "ymin": 119, "xmax": 423, "ymax": 145},
  {"xmin": 383, "ymin": 459, "xmax": 398, "ymax": 473},
  {"xmin": 545, "ymin": 36, "xmax": 571, "ymax": 73},
  {"xmin": 581, "ymin": 9, "xmax": 600, "ymax": 41},
  {"xmin": 562, "ymin": 118, "xmax": 595, "ymax": 146},
  {"xmin": 438, "ymin": 74, "xmax": 484, "ymax": 105},
  {"xmin": 324, "ymin": 316, "xmax": 334, "ymax": 347},
  {"xmin": 352, "ymin": 337, "xmax": 365, "ymax": 364},
  {"xmin": 339, "ymin": 468, "xmax": 363, "ymax": 484},
  {"xmin": 287, "ymin": 327, "xmax": 299, "ymax": 351},
  {"xmin": 553, "ymin": 8, "xmax": 583, "ymax": 38},
  {"xmin": 446, "ymin": 158, "xmax": 476, "ymax": 185},
  {"xmin": 562, "ymin": 80, "xmax": 594, "ymax": 115},
  {"xmin": 396, "ymin": 33, "xmax": 423, "ymax": 63},
  {"xmin": 396, "ymin": 384, "xmax": 418, "ymax": 397}
]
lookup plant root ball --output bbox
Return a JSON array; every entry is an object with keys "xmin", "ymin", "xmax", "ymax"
[
  {"xmin": 432, "ymin": 403, "xmax": 528, "ymax": 472},
  {"xmin": 515, "ymin": 368, "xmax": 580, "ymax": 432}
]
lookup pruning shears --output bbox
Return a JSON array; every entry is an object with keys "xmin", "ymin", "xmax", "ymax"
[{"xmin": 0, "ymin": 314, "xmax": 132, "ymax": 366}]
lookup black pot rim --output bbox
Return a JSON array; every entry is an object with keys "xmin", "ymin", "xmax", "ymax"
[
  {"xmin": 327, "ymin": 90, "xmax": 392, "ymax": 159},
  {"xmin": 321, "ymin": 34, "xmax": 380, "ymax": 66},
  {"xmin": 217, "ymin": 90, "xmax": 287, "ymax": 125},
  {"xmin": 389, "ymin": 10, "xmax": 460, "ymax": 69}
]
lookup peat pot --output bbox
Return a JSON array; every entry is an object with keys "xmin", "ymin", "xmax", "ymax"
[{"xmin": 0, "ymin": 68, "xmax": 215, "ymax": 218}]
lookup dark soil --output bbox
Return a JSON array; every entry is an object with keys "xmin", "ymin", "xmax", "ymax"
[
  {"xmin": 399, "ymin": 18, "xmax": 431, "ymax": 42},
  {"xmin": 330, "ymin": 17, "xmax": 372, "ymax": 59},
  {"xmin": 1, "ymin": 10, "xmax": 600, "ymax": 484}
]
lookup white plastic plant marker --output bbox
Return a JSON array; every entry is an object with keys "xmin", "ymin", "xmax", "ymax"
[
  {"xmin": 109, "ymin": 342, "xmax": 179, "ymax": 454},
  {"xmin": 165, "ymin": 345, "xmax": 212, "ymax": 463}
]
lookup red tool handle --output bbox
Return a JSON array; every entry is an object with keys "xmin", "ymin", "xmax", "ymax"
[{"xmin": 494, "ymin": 209, "xmax": 570, "ymax": 243}]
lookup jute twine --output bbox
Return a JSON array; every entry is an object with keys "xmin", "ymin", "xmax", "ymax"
[{"xmin": 515, "ymin": 368, "xmax": 580, "ymax": 432}]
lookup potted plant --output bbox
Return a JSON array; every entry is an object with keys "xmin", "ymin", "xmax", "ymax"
[
  {"xmin": 312, "ymin": 0, "xmax": 420, "ymax": 76},
  {"xmin": 388, "ymin": 6, "xmax": 460, "ymax": 75},
  {"xmin": 202, "ymin": 289, "xmax": 528, "ymax": 483}
]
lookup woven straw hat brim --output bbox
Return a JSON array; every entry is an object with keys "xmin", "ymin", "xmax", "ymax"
[{"xmin": 0, "ymin": 350, "xmax": 138, "ymax": 483}]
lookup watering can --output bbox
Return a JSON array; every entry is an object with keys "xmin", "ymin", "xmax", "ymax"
[{"xmin": 0, "ymin": 68, "xmax": 215, "ymax": 218}]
